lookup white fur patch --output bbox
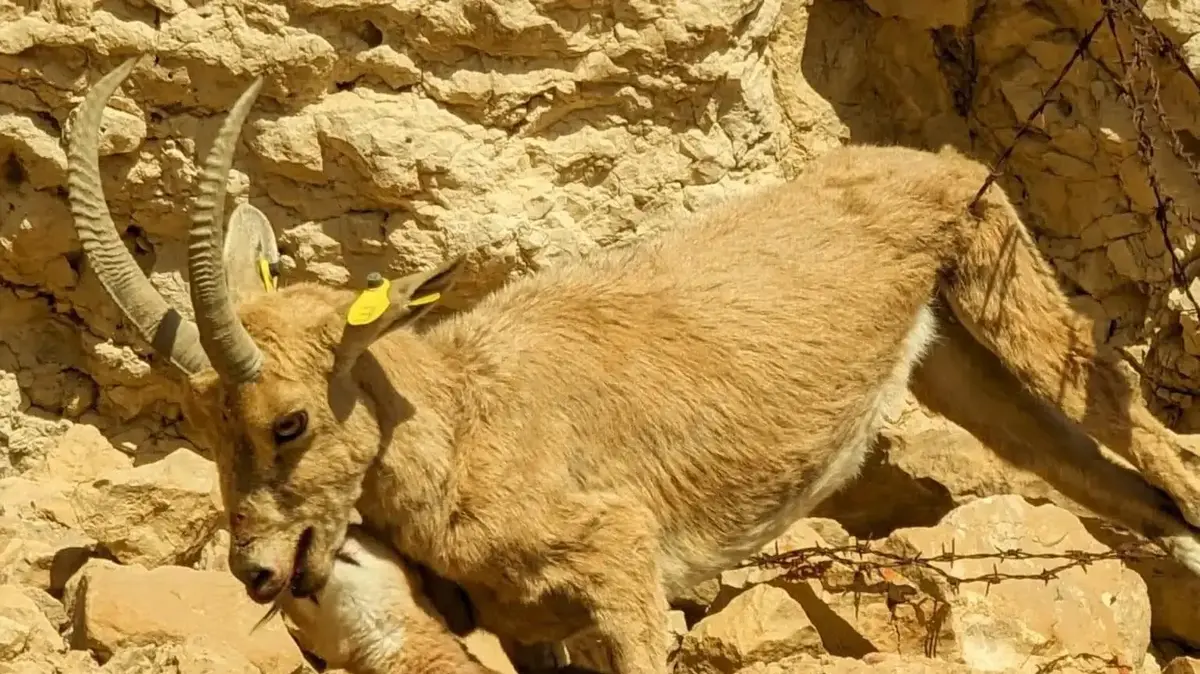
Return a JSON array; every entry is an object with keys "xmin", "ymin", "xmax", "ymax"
[
  {"xmin": 283, "ymin": 535, "xmax": 411, "ymax": 671},
  {"xmin": 1162, "ymin": 533, "xmax": 1200, "ymax": 578},
  {"xmin": 799, "ymin": 301, "xmax": 939, "ymax": 508}
]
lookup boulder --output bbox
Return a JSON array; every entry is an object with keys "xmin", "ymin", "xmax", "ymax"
[
  {"xmin": 63, "ymin": 560, "xmax": 304, "ymax": 674},
  {"xmin": 68, "ymin": 449, "xmax": 223, "ymax": 567}
]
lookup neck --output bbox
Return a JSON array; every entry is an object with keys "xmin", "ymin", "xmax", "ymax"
[{"xmin": 352, "ymin": 322, "xmax": 487, "ymax": 560}]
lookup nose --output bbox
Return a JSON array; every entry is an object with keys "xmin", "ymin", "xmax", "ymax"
[
  {"xmin": 229, "ymin": 551, "xmax": 286, "ymax": 604},
  {"xmin": 246, "ymin": 565, "xmax": 275, "ymax": 592}
]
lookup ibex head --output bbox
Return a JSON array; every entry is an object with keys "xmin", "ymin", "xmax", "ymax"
[{"xmin": 66, "ymin": 57, "xmax": 465, "ymax": 603}]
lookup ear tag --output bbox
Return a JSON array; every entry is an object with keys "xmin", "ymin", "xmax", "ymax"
[
  {"xmin": 407, "ymin": 292, "xmax": 441, "ymax": 308},
  {"xmin": 346, "ymin": 274, "xmax": 392, "ymax": 326},
  {"xmin": 256, "ymin": 258, "xmax": 277, "ymax": 292}
]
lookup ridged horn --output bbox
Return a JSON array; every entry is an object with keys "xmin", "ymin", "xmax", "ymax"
[
  {"xmin": 188, "ymin": 75, "xmax": 266, "ymax": 385},
  {"xmin": 66, "ymin": 56, "xmax": 211, "ymax": 376}
]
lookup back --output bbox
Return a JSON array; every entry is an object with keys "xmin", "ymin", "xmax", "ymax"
[{"xmin": 427, "ymin": 144, "xmax": 981, "ymax": 570}]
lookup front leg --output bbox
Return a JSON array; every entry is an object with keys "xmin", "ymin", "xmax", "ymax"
[{"xmin": 463, "ymin": 493, "xmax": 670, "ymax": 674}]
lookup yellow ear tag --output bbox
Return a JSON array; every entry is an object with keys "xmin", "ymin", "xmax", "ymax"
[
  {"xmin": 256, "ymin": 258, "xmax": 277, "ymax": 292},
  {"xmin": 407, "ymin": 292, "xmax": 441, "ymax": 308},
  {"xmin": 346, "ymin": 276, "xmax": 392, "ymax": 326}
]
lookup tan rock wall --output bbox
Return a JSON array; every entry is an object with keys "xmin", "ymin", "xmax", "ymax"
[
  {"xmin": 0, "ymin": 0, "xmax": 813, "ymax": 470},
  {"xmin": 3, "ymin": 0, "xmax": 1198, "ymax": 467},
  {"xmin": 780, "ymin": 0, "xmax": 1200, "ymax": 428}
]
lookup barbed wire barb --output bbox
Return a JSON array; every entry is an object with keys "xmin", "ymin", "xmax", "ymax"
[{"xmin": 967, "ymin": 13, "xmax": 1106, "ymax": 213}]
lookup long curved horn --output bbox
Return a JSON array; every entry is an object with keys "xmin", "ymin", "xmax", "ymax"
[
  {"xmin": 66, "ymin": 57, "xmax": 211, "ymax": 376},
  {"xmin": 187, "ymin": 76, "xmax": 266, "ymax": 385}
]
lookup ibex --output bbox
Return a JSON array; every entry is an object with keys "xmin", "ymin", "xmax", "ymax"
[
  {"xmin": 279, "ymin": 525, "xmax": 603, "ymax": 674},
  {"xmin": 66, "ymin": 56, "xmax": 1200, "ymax": 674}
]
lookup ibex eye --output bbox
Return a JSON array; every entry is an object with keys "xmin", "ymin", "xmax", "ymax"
[{"xmin": 272, "ymin": 411, "xmax": 308, "ymax": 444}]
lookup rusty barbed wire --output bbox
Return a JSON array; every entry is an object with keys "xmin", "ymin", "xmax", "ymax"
[
  {"xmin": 970, "ymin": 1, "xmax": 1200, "ymax": 213},
  {"xmin": 1034, "ymin": 652, "xmax": 1133, "ymax": 674},
  {"xmin": 707, "ymin": 7, "xmax": 1200, "ymax": 673},
  {"xmin": 1100, "ymin": 0, "xmax": 1200, "ymax": 320},
  {"xmin": 736, "ymin": 538, "xmax": 1163, "ymax": 668},
  {"xmin": 740, "ymin": 537, "xmax": 1167, "ymax": 593},
  {"xmin": 968, "ymin": 13, "xmax": 1106, "ymax": 211},
  {"xmin": 964, "ymin": 0, "xmax": 1200, "ymax": 402}
]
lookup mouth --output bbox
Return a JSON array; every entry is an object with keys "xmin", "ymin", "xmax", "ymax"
[
  {"xmin": 250, "ymin": 526, "xmax": 317, "ymax": 633},
  {"xmin": 251, "ymin": 527, "xmax": 362, "ymax": 635},
  {"xmin": 300, "ymin": 648, "xmax": 328, "ymax": 673},
  {"xmin": 288, "ymin": 526, "xmax": 317, "ymax": 599}
]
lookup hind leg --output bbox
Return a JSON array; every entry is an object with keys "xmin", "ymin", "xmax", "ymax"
[
  {"xmin": 912, "ymin": 312, "xmax": 1200, "ymax": 574},
  {"xmin": 945, "ymin": 195, "xmax": 1200, "ymax": 527}
]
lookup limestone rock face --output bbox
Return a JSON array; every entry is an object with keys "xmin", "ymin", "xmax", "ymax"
[
  {"xmin": 883, "ymin": 496, "xmax": 1151, "ymax": 671},
  {"xmin": 0, "ymin": 0, "xmax": 1199, "ymax": 671},
  {"xmin": 67, "ymin": 448, "xmax": 223, "ymax": 567},
  {"xmin": 62, "ymin": 560, "xmax": 304, "ymax": 674},
  {"xmin": 674, "ymin": 584, "xmax": 825, "ymax": 674},
  {"xmin": 0, "ymin": 584, "xmax": 64, "ymax": 660},
  {"xmin": 98, "ymin": 639, "xmax": 263, "ymax": 674},
  {"xmin": 0, "ymin": 0, "xmax": 1186, "ymax": 448},
  {"xmin": 817, "ymin": 395, "xmax": 1200, "ymax": 656}
]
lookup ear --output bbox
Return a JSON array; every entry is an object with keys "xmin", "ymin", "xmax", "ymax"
[
  {"xmin": 365, "ymin": 255, "xmax": 465, "ymax": 326},
  {"xmin": 223, "ymin": 202, "xmax": 282, "ymax": 307},
  {"xmin": 328, "ymin": 254, "xmax": 467, "ymax": 376}
]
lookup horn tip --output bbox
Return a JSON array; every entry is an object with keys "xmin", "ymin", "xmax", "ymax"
[
  {"xmin": 244, "ymin": 75, "xmax": 266, "ymax": 103},
  {"xmin": 106, "ymin": 55, "xmax": 142, "ymax": 82}
]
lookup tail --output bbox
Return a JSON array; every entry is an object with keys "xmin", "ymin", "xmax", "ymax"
[{"xmin": 938, "ymin": 169, "xmax": 1195, "ymax": 512}]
